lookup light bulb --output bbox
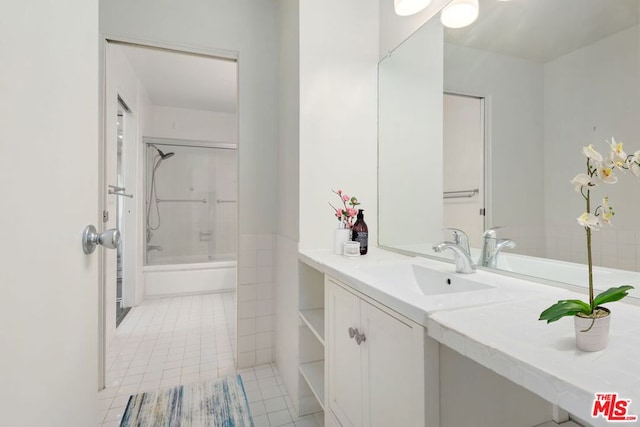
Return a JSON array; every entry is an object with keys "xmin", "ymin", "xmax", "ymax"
[
  {"xmin": 394, "ymin": 0, "xmax": 432, "ymax": 16},
  {"xmin": 440, "ymin": 0, "xmax": 479, "ymax": 29}
]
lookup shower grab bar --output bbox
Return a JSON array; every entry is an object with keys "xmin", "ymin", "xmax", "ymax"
[
  {"xmin": 156, "ymin": 198, "xmax": 208, "ymax": 204},
  {"xmin": 443, "ymin": 188, "xmax": 479, "ymax": 199},
  {"xmin": 216, "ymin": 199, "xmax": 237, "ymax": 204},
  {"xmin": 108, "ymin": 185, "xmax": 134, "ymax": 198}
]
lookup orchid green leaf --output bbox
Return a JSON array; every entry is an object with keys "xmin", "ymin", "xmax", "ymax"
[
  {"xmin": 539, "ymin": 299, "xmax": 591, "ymax": 323},
  {"xmin": 592, "ymin": 285, "xmax": 634, "ymax": 309}
]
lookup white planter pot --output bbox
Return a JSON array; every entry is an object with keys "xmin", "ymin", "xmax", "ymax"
[
  {"xmin": 333, "ymin": 228, "xmax": 351, "ymax": 255},
  {"xmin": 574, "ymin": 308, "xmax": 611, "ymax": 352}
]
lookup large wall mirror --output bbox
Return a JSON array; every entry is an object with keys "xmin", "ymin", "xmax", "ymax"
[{"xmin": 378, "ymin": 0, "xmax": 640, "ymax": 298}]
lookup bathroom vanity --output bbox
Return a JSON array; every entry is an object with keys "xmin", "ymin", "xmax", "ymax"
[{"xmin": 296, "ymin": 247, "xmax": 640, "ymax": 427}]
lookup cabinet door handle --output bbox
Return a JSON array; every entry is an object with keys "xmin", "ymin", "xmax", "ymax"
[
  {"xmin": 348, "ymin": 327, "xmax": 357, "ymax": 339},
  {"xmin": 355, "ymin": 330, "xmax": 366, "ymax": 345}
]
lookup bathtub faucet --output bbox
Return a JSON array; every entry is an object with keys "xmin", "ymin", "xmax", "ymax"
[{"xmin": 147, "ymin": 245, "xmax": 163, "ymax": 252}]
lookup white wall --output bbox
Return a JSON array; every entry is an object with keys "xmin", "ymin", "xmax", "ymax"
[
  {"xmin": 445, "ymin": 43, "xmax": 546, "ymax": 249},
  {"xmin": 543, "ymin": 25, "xmax": 640, "ymax": 267},
  {"xmin": 100, "ymin": 0, "xmax": 279, "ymax": 368},
  {"xmin": 298, "ymin": 0, "xmax": 379, "ymax": 251},
  {"xmin": 149, "ymin": 106, "xmax": 236, "ymax": 142},
  {"xmin": 274, "ymin": 0, "xmax": 379, "ymax": 415},
  {"xmin": 105, "ymin": 43, "xmax": 153, "ymax": 347},
  {"xmin": 137, "ymin": 80, "xmax": 154, "ymax": 304},
  {"xmin": 275, "ymin": 0, "xmax": 301, "ymax": 413}
]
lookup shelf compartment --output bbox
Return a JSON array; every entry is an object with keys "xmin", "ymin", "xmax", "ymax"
[
  {"xmin": 299, "ymin": 309, "xmax": 325, "ymax": 345},
  {"xmin": 299, "ymin": 360, "xmax": 325, "ymax": 410}
]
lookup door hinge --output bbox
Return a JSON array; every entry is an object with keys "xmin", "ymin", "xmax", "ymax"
[
  {"xmin": 103, "ymin": 210, "xmax": 109, "ymax": 223},
  {"xmin": 479, "ymin": 208, "xmax": 486, "ymax": 216}
]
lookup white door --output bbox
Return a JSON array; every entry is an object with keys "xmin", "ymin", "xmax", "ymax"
[
  {"xmin": 0, "ymin": 2, "xmax": 100, "ymax": 426},
  {"xmin": 443, "ymin": 93, "xmax": 486, "ymax": 248}
]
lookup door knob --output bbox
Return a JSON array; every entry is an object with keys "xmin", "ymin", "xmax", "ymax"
[{"xmin": 82, "ymin": 225, "xmax": 120, "ymax": 254}]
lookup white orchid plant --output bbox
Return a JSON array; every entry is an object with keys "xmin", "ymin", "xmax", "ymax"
[{"xmin": 539, "ymin": 138, "xmax": 634, "ymax": 325}]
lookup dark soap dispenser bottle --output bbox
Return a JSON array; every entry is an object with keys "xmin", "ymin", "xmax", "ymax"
[{"xmin": 352, "ymin": 209, "xmax": 368, "ymax": 255}]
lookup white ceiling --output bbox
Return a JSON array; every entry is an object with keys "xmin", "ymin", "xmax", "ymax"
[
  {"xmin": 444, "ymin": 0, "xmax": 639, "ymax": 63},
  {"xmin": 119, "ymin": 44, "xmax": 237, "ymax": 113}
]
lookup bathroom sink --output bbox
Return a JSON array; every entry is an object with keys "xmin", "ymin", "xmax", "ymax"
[{"xmin": 360, "ymin": 263, "xmax": 493, "ymax": 296}]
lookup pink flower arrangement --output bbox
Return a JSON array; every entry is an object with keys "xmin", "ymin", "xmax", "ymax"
[{"xmin": 329, "ymin": 189, "xmax": 360, "ymax": 228}]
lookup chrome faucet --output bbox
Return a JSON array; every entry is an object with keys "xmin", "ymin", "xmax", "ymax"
[
  {"xmin": 443, "ymin": 227, "xmax": 470, "ymax": 256},
  {"xmin": 433, "ymin": 241, "xmax": 476, "ymax": 274},
  {"xmin": 478, "ymin": 227, "xmax": 516, "ymax": 268}
]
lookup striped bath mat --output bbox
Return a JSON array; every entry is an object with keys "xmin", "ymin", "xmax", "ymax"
[{"xmin": 120, "ymin": 375, "xmax": 253, "ymax": 426}]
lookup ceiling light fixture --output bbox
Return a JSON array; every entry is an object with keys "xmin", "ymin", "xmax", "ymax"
[
  {"xmin": 440, "ymin": 0, "xmax": 479, "ymax": 28},
  {"xmin": 394, "ymin": 0, "xmax": 432, "ymax": 16}
]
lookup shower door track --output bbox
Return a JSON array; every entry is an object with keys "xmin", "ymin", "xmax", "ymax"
[{"xmin": 144, "ymin": 136, "xmax": 237, "ymax": 151}]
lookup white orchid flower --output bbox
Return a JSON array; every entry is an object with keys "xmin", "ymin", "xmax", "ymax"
[
  {"xmin": 570, "ymin": 173, "xmax": 595, "ymax": 193},
  {"xmin": 599, "ymin": 197, "xmax": 614, "ymax": 226},
  {"xmin": 606, "ymin": 151, "xmax": 627, "ymax": 170},
  {"xmin": 577, "ymin": 212, "xmax": 600, "ymax": 230},
  {"xmin": 630, "ymin": 150, "xmax": 640, "ymax": 177},
  {"xmin": 605, "ymin": 138, "xmax": 627, "ymax": 170},
  {"xmin": 608, "ymin": 137, "xmax": 626, "ymax": 160},
  {"xmin": 595, "ymin": 164, "xmax": 618, "ymax": 184},
  {"xmin": 583, "ymin": 144, "xmax": 603, "ymax": 162}
]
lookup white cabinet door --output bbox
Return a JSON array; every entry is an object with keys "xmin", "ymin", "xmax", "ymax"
[
  {"xmin": 362, "ymin": 301, "xmax": 425, "ymax": 427},
  {"xmin": 326, "ymin": 277, "xmax": 428, "ymax": 427},
  {"xmin": 327, "ymin": 280, "xmax": 363, "ymax": 427}
]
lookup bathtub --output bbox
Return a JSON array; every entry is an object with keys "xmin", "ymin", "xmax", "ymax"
[{"xmin": 143, "ymin": 258, "xmax": 236, "ymax": 298}]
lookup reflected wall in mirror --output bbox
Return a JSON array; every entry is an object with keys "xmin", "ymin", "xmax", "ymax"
[
  {"xmin": 379, "ymin": 16, "xmax": 444, "ymax": 249},
  {"xmin": 378, "ymin": 0, "xmax": 640, "ymax": 295}
]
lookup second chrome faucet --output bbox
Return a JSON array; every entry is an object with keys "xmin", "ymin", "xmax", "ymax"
[{"xmin": 478, "ymin": 227, "xmax": 516, "ymax": 268}]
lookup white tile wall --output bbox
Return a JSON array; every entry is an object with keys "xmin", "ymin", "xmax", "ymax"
[
  {"xmin": 237, "ymin": 233, "xmax": 276, "ymax": 368},
  {"xmin": 544, "ymin": 226, "xmax": 640, "ymax": 271},
  {"xmin": 501, "ymin": 225, "xmax": 546, "ymax": 258}
]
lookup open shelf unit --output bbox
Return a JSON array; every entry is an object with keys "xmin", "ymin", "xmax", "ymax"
[
  {"xmin": 300, "ymin": 360, "xmax": 325, "ymax": 408},
  {"xmin": 299, "ymin": 309, "xmax": 324, "ymax": 345},
  {"xmin": 297, "ymin": 261, "xmax": 325, "ymax": 416}
]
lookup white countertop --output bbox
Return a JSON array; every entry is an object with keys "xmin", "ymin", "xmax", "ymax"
[
  {"xmin": 299, "ymin": 247, "xmax": 567, "ymax": 326},
  {"xmin": 299, "ymin": 247, "xmax": 640, "ymax": 427}
]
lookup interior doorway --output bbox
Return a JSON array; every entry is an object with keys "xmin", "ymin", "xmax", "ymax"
[
  {"xmin": 443, "ymin": 93, "xmax": 487, "ymax": 248},
  {"xmin": 101, "ymin": 40, "xmax": 239, "ymax": 392}
]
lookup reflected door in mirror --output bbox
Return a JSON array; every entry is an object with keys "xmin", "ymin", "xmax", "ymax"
[{"xmin": 443, "ymin": 93, "xmax": 485, "ymax": 248}]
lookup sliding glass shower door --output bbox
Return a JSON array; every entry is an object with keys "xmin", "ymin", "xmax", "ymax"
[{"xmin": 144, "ymin": 138, "xmax": 237, "ymax": 266}]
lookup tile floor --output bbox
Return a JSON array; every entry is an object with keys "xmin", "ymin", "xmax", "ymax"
[{"xmin": 98, "ymin": 292, "xmax": 323, "ymax": 427}]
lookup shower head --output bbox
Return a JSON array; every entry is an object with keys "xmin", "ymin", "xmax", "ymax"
[
  {"xmin": 159, "ymin": 150, "xmax": 175, "ymax": 160},
  {"xmin": 150, "ymin": 145, "xmax": 175, "ymax": 160}
]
